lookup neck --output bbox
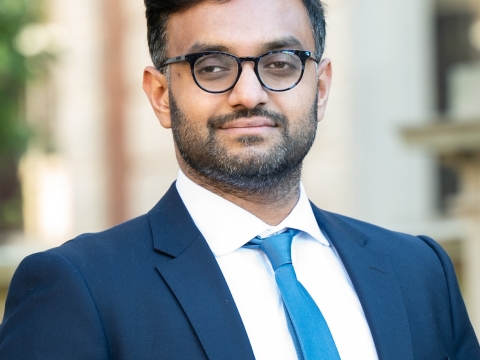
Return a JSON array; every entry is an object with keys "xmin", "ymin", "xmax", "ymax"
[{"xmin": 179, "ymin": 161, "xmax": 302, "ymax": 226}]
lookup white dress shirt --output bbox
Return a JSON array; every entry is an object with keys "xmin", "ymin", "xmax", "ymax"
[{"xmin": 176, "ymin": 170, "xmax": 378, "ymax": 360}]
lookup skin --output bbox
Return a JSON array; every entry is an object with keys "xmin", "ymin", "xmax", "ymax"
[{"xmin": 143, "ymin": 0, "xmax": 332, "ymax": 225}]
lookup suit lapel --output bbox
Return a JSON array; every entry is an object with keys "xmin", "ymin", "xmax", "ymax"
[
  {"xmin": 148, "ymin": 184, "xmax": 255, "ymax": 360},
  {"xmin": 147, "ymin": 184, "xmax": 415, "ymax": 359},
  {"xmin": 312, "ymin": 205, "xmax": 414, "ymax": 360}
]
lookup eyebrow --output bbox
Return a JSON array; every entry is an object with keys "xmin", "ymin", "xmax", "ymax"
[
  {"xmin": 185, "ymin": 36, "xmax": 305, "ymax": 55},
  {"xmin": 186, "ymin": 42, "xmax": 230, "ymax": 53},
  {"xmin": 259, "ymin": 36, "xmax": 304, "ymax": 53}
]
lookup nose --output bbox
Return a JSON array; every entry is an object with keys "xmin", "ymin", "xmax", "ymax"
[{"xmin": 227, "ymin": 62, "xmax": 269, "ymax": 109}]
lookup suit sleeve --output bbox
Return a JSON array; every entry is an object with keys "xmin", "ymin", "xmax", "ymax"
[
  {"xmin": 0, "ymin": 251, "xmax": 109, "ymax": 360},
  {"xmin": 418, "ymin": 235, "xmax": 480, "ymax": 359}
]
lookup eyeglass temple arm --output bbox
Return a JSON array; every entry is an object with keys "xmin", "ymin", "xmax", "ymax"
[{"xmin": 159, "ymin": 55, "xmax": 188, "ymax": 68}]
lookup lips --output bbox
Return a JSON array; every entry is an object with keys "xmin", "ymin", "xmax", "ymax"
[{"xmin": 219, "ymin": 117, "xmax": 276, "ymax": 130}]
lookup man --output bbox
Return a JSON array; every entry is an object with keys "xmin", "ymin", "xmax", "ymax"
[{"xmin": 0, "ymin": 0, "xmax": 479, "ymax": 358}]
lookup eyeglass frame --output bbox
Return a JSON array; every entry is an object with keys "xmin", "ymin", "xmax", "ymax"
[{"xmin": 158, "ymin": 49, "xmax": 320, "ymax": 94}]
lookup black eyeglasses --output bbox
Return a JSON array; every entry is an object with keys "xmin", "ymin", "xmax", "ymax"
[{"xmin": 159, "ymin": 50, "xmax": 319, "ymax": 93}]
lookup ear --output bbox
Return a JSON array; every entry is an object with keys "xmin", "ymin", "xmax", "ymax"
[
  {"xmin": 142, "ymin": 66, "xmax": 172, "ymax": 129},
  {"xmin": 316, "ymin": 58, "xmax": 332, "ymax": 122}
]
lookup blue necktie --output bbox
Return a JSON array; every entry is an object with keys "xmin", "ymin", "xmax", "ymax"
[{"xmin": 244, "ymin": 229, "xmax": 340, "ymax": 360}]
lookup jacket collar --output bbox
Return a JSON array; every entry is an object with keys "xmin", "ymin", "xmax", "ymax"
[{"xmin": 148, "ymin": 182, "xmax": 200, "ymax": 257}]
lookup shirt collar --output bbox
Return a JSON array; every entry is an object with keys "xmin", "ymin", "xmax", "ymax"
[{"xmin": 175, "ymin": 170, "xmax": 330, "ymax": 257}]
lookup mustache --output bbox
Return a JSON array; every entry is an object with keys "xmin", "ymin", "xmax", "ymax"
[{"xmin": 207, "ymin": 108, "xmax": 288, "ymax": 128}]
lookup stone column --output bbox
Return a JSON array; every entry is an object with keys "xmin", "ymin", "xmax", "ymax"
[
  {"xmin": 402, "ymin": 121, "xmax": 480, "ymax": 337},
  {"xmin": 449, "ymin": 154, "xmax": 480, "ymax": 334}
]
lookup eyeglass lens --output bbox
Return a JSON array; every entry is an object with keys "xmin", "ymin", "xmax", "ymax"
[{"xmin": 193, "ymin": 52, "xmax": 304, "ymax": 92}]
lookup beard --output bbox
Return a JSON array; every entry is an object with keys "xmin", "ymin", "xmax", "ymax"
[{"xmin": 170, "ymin": 91, "xmax": 318, "ymax": 197}]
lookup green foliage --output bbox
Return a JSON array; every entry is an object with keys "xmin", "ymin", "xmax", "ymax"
[{"xmin": 0, "ymin": 0, "xmax": 46, "ymax": 232}]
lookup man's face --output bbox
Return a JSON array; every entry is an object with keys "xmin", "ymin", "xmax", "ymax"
[{"xmin": 146, "ymin": 0, "xmax": 331, "ymax": 190}]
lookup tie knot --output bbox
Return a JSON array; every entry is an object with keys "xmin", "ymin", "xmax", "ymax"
[{"xmin": 259, "ymin": 228, "xmax": 300, "ymax": 271}]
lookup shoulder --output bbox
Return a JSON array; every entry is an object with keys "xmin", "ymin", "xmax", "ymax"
[
  {"xmin": 13, "ymin": 209, "xmax": 156, "ymax": 282},
  {"xmin": 0, "ymin": 213, "xmax": 157, "ymax": 355},
  {"xmin": 3, "ymin": 213, "xmax": 156, "ymax": 299},
  {"xmin": 311, "ymin": 205, "xmax": 458, "ymax": 287},
  {"xmin": 9, "ymin": 183, "xmax": 189, "ymax": 297},
  {"xmin": 315, "ymin": 206, "xmax": 444, "ymax": 257},
  {"xmin": 0, "ymin": 243, "xmax": 111, "ymax": 358},
  {"xmin": 49, "ymin": 213, "xmax": 152, "ymax": 265}
]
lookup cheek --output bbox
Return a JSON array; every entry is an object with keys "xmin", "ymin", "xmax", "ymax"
[
  {"xmin": 171, "ymin": 74, "xmax": 202, "ymax": 113},
  {"xmin": 170, "ymin": 78, "xmax": 226, "ymax": 126},
  {"xmin": 276, "ymin": 84, "xmax": 317, "ymax": 120}
]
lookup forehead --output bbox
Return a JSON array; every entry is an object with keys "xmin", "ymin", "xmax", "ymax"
[{"xmin": 166, "ymin": 0, "xmax": 314, "ymax": 56}]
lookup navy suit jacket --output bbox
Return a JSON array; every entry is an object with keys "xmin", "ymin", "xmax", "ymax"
[{"xmin": 0, "ymin": 183, "xmax": 479, "ymax": 359}]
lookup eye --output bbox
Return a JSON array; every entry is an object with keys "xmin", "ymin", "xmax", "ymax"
[
  {"xmin": 265, "ymin": 61, "xmax": 292, "ymax": 70},
  {"xmin": 198, "ymin": 65, "xmax": 229, "ymax": 74},
  {"xmin": 260, "ymin": 53, "xmax": 301, "ymax": 74},
  {"xmin": 194, "ymin": 54, "xmax": 236, "ymax": 80}
]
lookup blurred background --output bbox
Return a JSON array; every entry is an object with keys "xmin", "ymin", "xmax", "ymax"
[{"xmin": 0, "ymin": 0, "xmax": 479, "ymax": 338}]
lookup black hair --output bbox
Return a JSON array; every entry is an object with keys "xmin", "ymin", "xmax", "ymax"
[{"xmin": 144, "ymin": 0, "xmax": 326, "ymax": 68}]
